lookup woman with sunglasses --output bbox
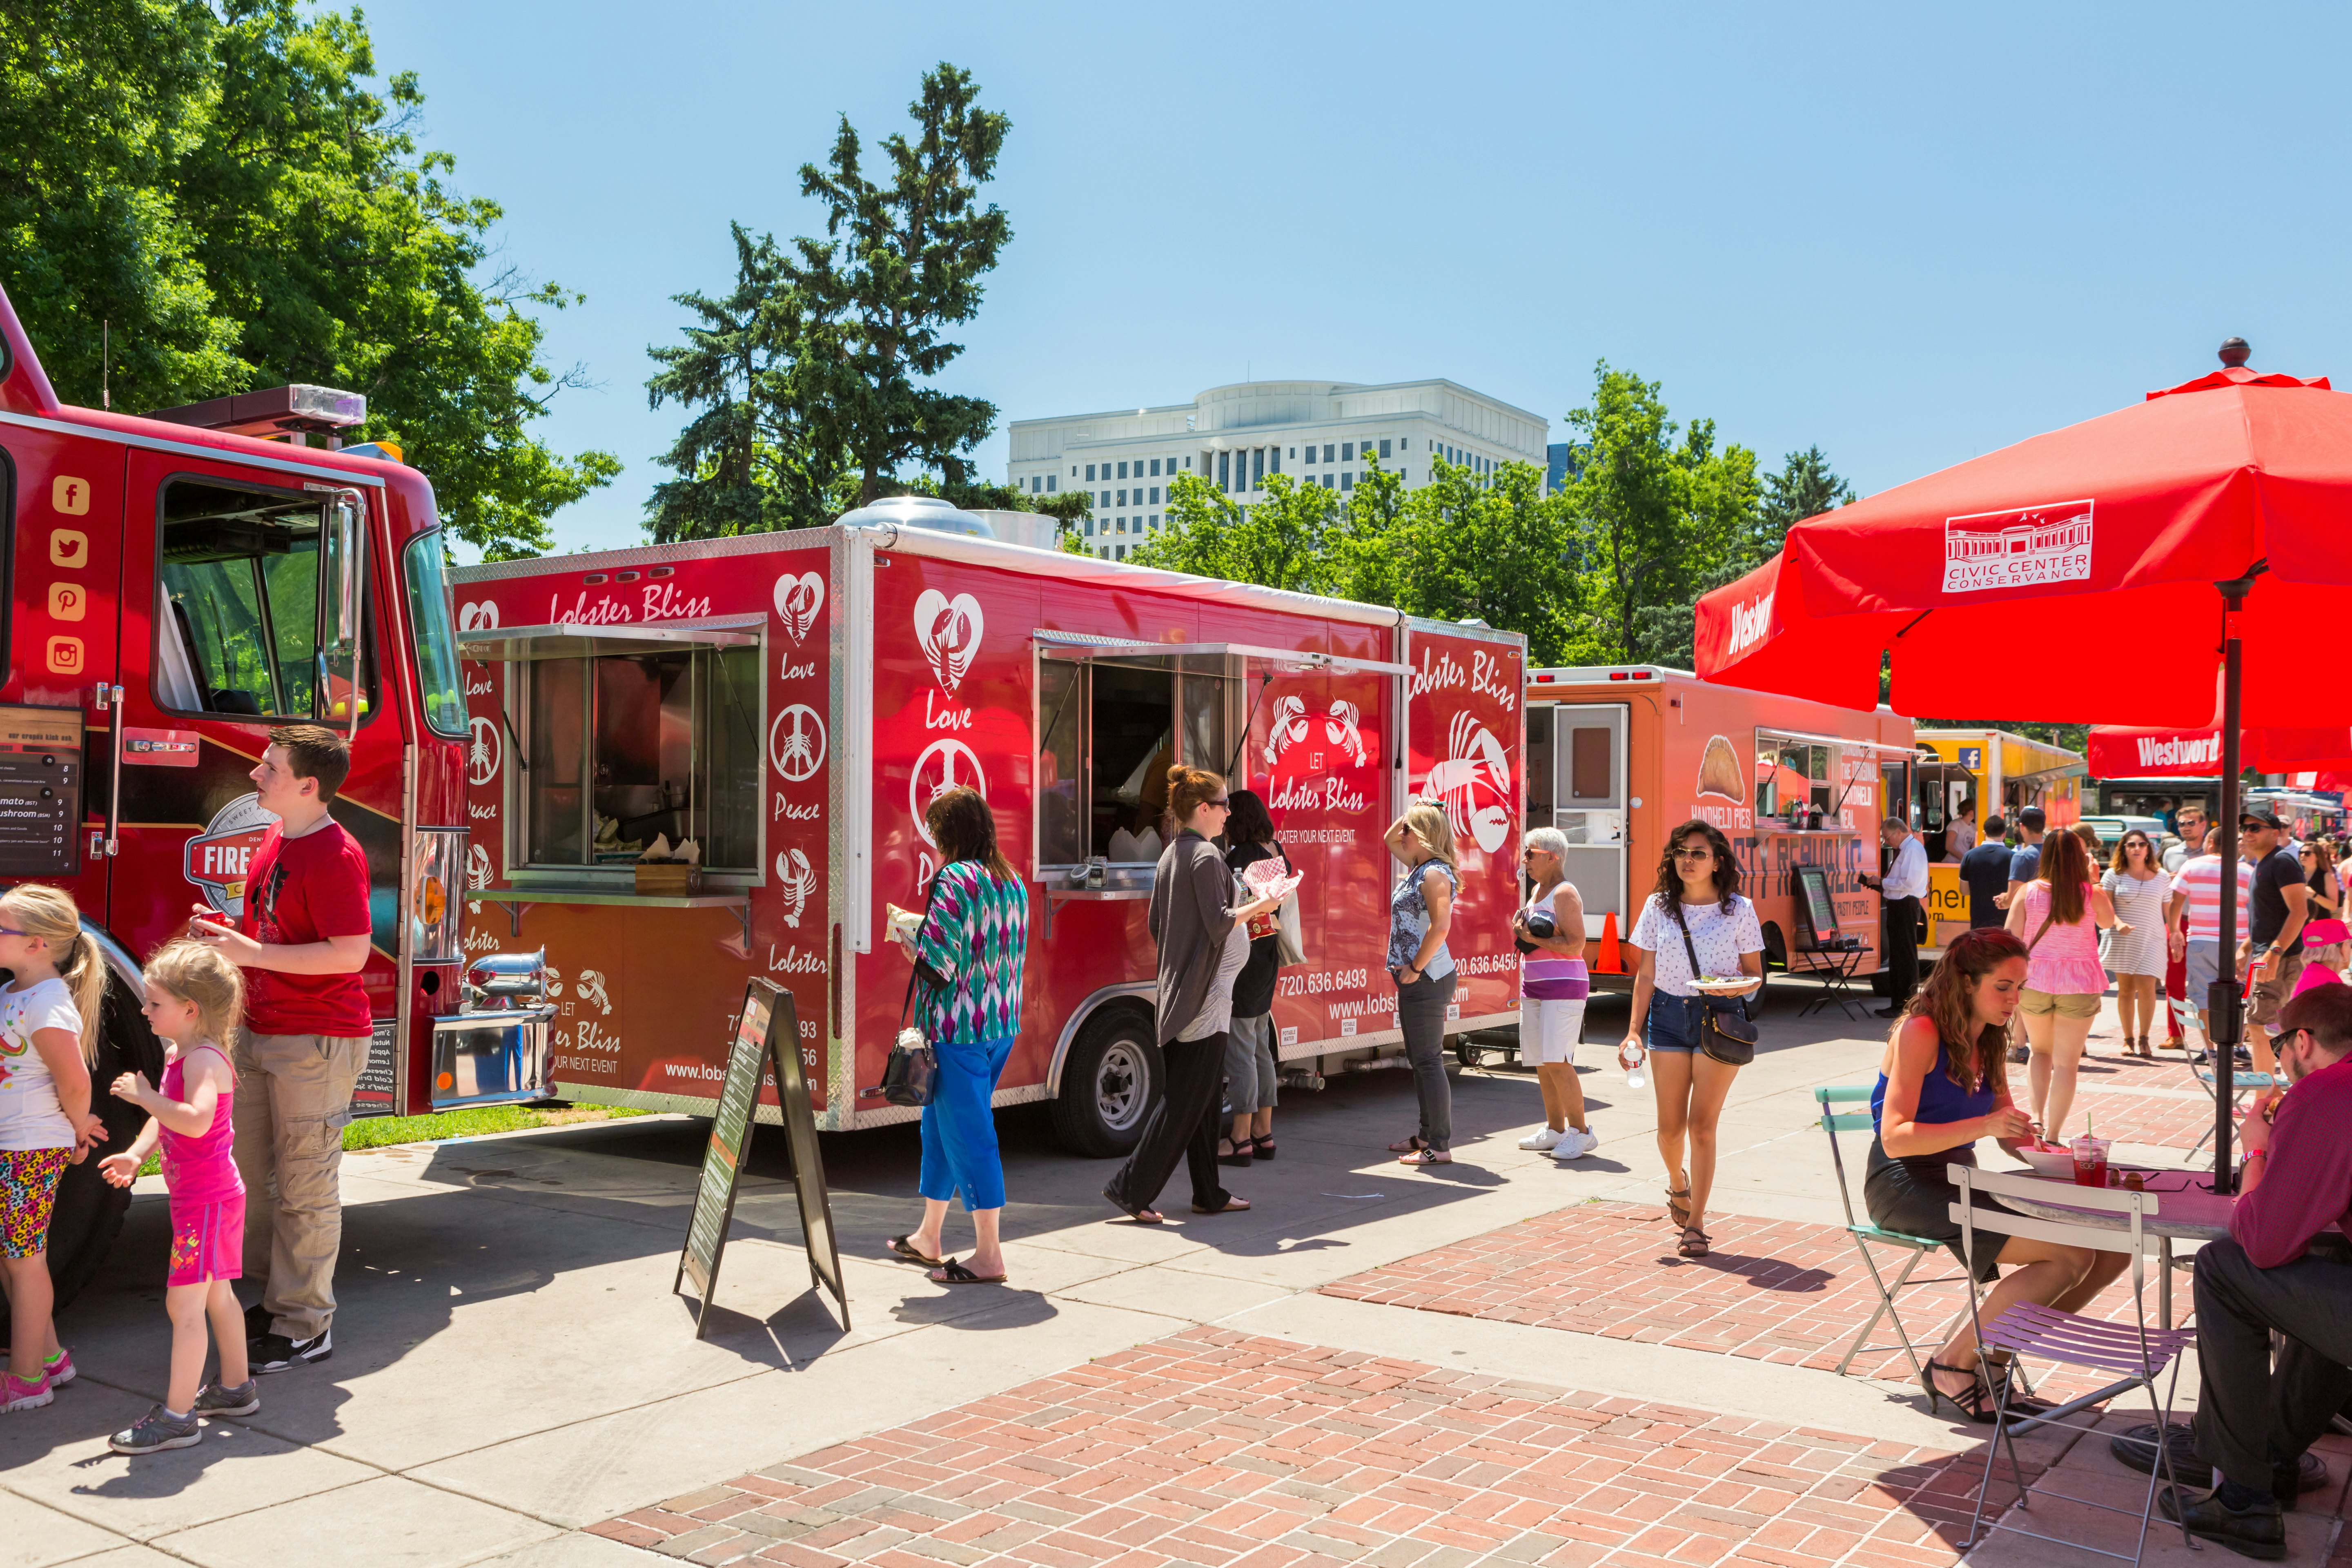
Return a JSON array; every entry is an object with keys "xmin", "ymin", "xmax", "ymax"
[
  {"xmin": 1617, "ymin": 820, "xmax": 1763, "ymax": 1259},
  {"xmin": 1384, "ymin": 802, "xmax": 1462, "ymax": 1166},
  {"xmin": 2100, "ymin": 830, "xmax": 2171, "ymax": 1057},
  {"xmin": 2303, "ymin": 840, "xmax": 2339, "ymax": 922},
  {"xmin": 1103, "ymin": 768, "xmax": 1280, "ymax": 1225}
]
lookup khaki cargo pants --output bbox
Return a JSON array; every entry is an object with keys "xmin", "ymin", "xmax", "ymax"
[{"xmin": 231, "ymin": 1030, "xmax": 367, "ymax": 1342}]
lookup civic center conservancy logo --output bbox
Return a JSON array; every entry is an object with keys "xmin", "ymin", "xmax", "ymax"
[{"xmin": 1943, "ymin": 501, "xmax": 2095, "ymax": 595}]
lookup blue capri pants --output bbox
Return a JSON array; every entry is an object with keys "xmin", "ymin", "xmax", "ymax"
[{"xmin": 919, "ymin": 1034, "xmax": 1015, "ymax": 1212}]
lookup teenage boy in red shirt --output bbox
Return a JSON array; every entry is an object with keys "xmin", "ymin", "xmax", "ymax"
[{"xmin": 189, "ymin": 725, "xmax": 373, "ymax": 1373}]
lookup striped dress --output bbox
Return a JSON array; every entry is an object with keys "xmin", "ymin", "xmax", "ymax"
[
  {"xmin": 2100, "ymin": 869, "xmax": 2172, "ymax": 978},
  {"xmin": 913, "ymin": 861, "xmax": 1031, "ymax": 1043}
]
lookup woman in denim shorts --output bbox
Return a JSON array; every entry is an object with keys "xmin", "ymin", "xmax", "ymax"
[{"xmin": 1617, "ymin": 820, "xmax": 1763, "ymax": 1259}]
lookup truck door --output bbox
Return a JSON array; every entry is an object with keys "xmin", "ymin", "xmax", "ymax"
[
  {"xmin": 108, "ymin": 448, "xmax": 379, "ymax": 966},
  {"xmin": 0, "ymin": 419, "xmax": 124, "ymax": 924},
  {"xmin": 1537, "ymin": 703, "xmax": 1628, "ymax": 936}
]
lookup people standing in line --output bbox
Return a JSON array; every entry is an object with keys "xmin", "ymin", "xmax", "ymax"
[
  {"xmin": 2101, "ymin": 830, "xmax": 2172, "ymax": 1058},
  {"xmin": 2068, "ymin": 822, "xmax": 2105, "ymax": 865},
  {"xmin": 1617, "ymin": 820, "xmax": 1764, "ymax": 1262},
  {"xmin": 98, "ymin": 942, "xmax": 255, "ymax": 1452},
  {"xmin": 1219, "ymin": 791, "xmax": 1287, "ymax": 1166},
  {"xmin": 2241, "ymin": 809, "xmax": 2312, "ymax": 1080},
  {"xmin": 2167, "ymin": 819, "xmax": 2250, "ymax": 1056},
  {"xmin": 1514, "ymin": 827, "xmax": 1596, "ymax": 1161},
  {"xmin": 1384, "ymin": 802, "xmax": 1461, "ymax": 1168},
  {"xmin": 187, "ymin": 726, "xmax": 373, "ymax": 1374},
  {"xmin": 2163, "ymin": 806, "xmax": 2207, "ymax": 875},
  {"xmin": 1867, "ymin": 929, "xmax": 2125, "ymax": 1425},
  {"xmin": 1861, "ymin": 816, "xmax": 1928, "ymax": 1019},
  {"xmin": 885, "ymin": 787, "xmax": 1029, "ymax": 1284},
  {"xmin": 0, "ymin": 885, "xmax": 107, "ymax": 1414},
  {"xmin": 2005, "ymin": 827, "xmax": 2117, "ymax": 1144},
  {"xmin": 1947, "ymin": 802, "xmax": 1979, "ymax": 858},
  {"xmin": 1996, "ymin": 806, "xmax": 2047, "ymax": 911},
  {"xmin": 1104, "ymin": 769, "xmax": 1277, "ymax": 1223},
  {"xmin": 2302, "ymin": 840, "xmax": 2339, "ymax": 921},
  {"xmin": 1959, "ymin": 815, "xmax": 2014, "ymax": 931}
]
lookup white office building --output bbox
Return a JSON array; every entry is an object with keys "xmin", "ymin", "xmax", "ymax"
[{"xmin": 1007, "ymin": 379, "xmax": 1549, "ymax": 559}]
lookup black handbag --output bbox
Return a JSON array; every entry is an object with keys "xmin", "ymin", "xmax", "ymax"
[
  {"xmin": 1669, "ymin": 899, "xmax": 1759, "ymax": 1067},
  {"xmin": 878, "ymin": 887, "xmax": 944, "ymax": 1108}
]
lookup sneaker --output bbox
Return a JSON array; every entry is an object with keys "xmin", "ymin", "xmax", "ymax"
[
  {"xmin": 1518, "ymin": 1127, "xmax": 1565, "ymax": 1151},
  {"xmin": 249, "ymin": 1329, "xmax": 331, "ymax": 1374},
  {"xmin": 0, "ymin": 1370, "xmax": 51, "ymax": 1412},
  {"xmin": 2008, "ymin": 1043, "xmax": 2031, "ymax": 1065},
  {"xmin": 43, "ymin": 1349, "xmax": 73, "ymax": 1388},
  {"xmin": 108, "ymin": 1404, "xmax": 202, "ymax": 1455},
  {"xmin": 1551, "ymin": 1128, "xmax": 1602, "ymax": 1161},
  {"xmin": 192, "ymin": 1379, "xmax": 260, "ymax": 1418}
]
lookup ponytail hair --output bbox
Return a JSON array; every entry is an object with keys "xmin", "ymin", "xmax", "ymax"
[
  {"xmin": 143, "ymin": 940, "xmax": 245, "ymax": 1060},
  {"xmin": 0, "ymin": 883, "xmax": 105, "ymax": 1065}
]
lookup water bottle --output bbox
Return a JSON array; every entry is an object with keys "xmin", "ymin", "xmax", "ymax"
[{"xmin": 1625, "ymin": 1043, "xmax": 1646, "ymax": 1091}]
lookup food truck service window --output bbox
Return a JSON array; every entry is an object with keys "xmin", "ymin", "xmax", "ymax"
[
  {"xmin": 1038, "ymin": 643, "xmax": 1235, "ymax": 871},
  {"xmin": 1754, "ymin": 736, "xmax": 1833, "ymax": 820},
  {"xmin": 480, "ymin": 625, "xmax": 763, "ymax": 877}
]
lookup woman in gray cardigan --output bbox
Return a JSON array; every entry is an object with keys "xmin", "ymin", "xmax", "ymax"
[{"xmin": 1103, "ymin": 766, "xmax": 1280, "ymax": 1224}]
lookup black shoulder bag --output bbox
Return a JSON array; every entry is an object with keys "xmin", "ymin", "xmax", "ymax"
[
  {"xmin": 878, "ymin": 884, "xmax": 946, "ymax": 1107},
  {"xmin": 1669, "ymin": 899, "xmax": 1759, "ymax": 1067}
]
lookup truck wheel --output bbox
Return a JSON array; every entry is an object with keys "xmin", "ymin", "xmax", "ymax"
[
  {"xmin": 46, "ymin": 971, "xmax": 167, "ymax": 1310},
  {"xmin": 1052, "ymin": 1009, "xmax": 1162, "ymax": 1158}
]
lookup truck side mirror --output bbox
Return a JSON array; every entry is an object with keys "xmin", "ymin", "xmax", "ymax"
[{"xmin": 317, "ymin": 488, "xmax": 368, "ymax": 739}]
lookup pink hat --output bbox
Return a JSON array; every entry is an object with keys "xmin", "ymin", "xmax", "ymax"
[
  {"xmin": 2305, "ymin": 918, "xmax": 2351, "ymax": 947},
  {"xmin": 2293, "ymin": 963, "xmax": 2346, "ymax": 1000}
]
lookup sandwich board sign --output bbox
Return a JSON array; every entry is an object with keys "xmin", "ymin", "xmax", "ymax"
[{"xmin": 673, "ymin": 978, "xmax": 847, "ymax": 1337}]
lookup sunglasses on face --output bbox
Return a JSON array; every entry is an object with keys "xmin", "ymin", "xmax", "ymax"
[
  {"xmin": 1673, "ymin": 847, "xmax": 1713, "ymax": 861},
  {"xmin": 1204, "ymin": 799, "xmax": 1231, "ymax": 810}
]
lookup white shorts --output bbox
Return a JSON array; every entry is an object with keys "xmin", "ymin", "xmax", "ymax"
[{"xmin": 1520, "ymin": 997, "xmax": 1585, "ymax": 1065}]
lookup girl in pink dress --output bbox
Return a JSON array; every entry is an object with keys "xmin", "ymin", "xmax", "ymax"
[
  {"xmin": 2004, "ymin": 829, "xmax": 2117, "ymax": 1146},
  {"xmin": 98, "ymin": 941, "xmax": 251, "ymax": 1454}
]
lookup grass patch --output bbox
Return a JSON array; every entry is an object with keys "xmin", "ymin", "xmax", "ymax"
[{"xmin": 130, "ymin": 1103, "xmax": 650, "ymax": 1177}]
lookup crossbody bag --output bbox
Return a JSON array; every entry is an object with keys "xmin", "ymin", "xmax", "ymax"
[
  {"xmin": 1669, "ymin": 899, "xmax": 1759, "ymax": 1068},
  {"xmin": 878, "ymin": 883, "xmax": 945, "ymax": 1108}
]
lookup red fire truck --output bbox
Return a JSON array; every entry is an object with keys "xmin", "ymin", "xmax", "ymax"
[
  {"xmin": 448, "ymin": 501, "xmax": 1526, "ymax": 1153},
  {"xmin": 0, "ymin": 285, "xmax": 474, "ymax": 1301}
]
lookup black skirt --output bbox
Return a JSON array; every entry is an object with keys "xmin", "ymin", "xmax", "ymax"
[{"xmin": 1862, "ymin": 1140, "xmax": 2020, "ymax": 1283}]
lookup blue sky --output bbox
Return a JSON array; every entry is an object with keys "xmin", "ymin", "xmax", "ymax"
[{"xmin": 362, "ymin": 2, "xmax": 2352, "ymax": 559}]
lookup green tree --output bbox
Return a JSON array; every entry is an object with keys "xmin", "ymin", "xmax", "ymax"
[
  {"xmin": 795, "ymin": 63, "xmax": 1012, "ymax": 506},
  {"xmin": 1753, "ymin": 444, "xmax": 1858, "ymax": 556},
  {"xmin": 1134, "ymin": 472, "xmax": 1339, "ymax": 591},
  {"xmin": 1385, "ymin": 457, "xmax": 1581, "ymax": 664},
  {"xmin": 0, "ymin": 0, "xmax": 618, "ymax": 558}
]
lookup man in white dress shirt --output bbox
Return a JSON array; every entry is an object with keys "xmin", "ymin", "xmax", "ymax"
[{"xmin": 1860, "ymin": 815, "xmax": 1930, "ymax": 1018}]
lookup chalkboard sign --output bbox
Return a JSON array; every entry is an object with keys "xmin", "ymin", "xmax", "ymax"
[
  {"xmin": 672, "ymin": 979, "xmax": 846, "ymax": 1337},
  {"xmin": 0, "ymin": 704, "xmax": 82, "ymax": 877},
  {"xmin": 1796, "ymin": 865, "xmax": 1841, "ymax": 942}
]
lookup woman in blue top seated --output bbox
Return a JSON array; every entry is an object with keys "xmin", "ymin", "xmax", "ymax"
[{"xmin": 1868, "ymin": 927, "xmax": 2127, "ymax": 1423}]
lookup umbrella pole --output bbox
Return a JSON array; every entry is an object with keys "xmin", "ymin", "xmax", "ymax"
[{"xmin": 2211, "ymin": 579, "xmax": 2253, "ymax": 1191}]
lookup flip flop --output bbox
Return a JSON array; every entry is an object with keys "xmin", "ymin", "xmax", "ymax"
[
  {"xmin": 1102, "ymin": 1185, "xmax": 1164, "ymax": 1224},
  {"xmin": 1387, "ymin": 1133, "xmax": 1428, "ymax": 1154},
  {"xmin": 930, "ymin": 1258, "xmax": 1007, "ymax": 1285},
  {"xmin": 1397, "ymin": 1148, "xmax": 1452, "ymax": 1165},
  {"xmin": 1192, "ymin": 1195, "xmax": 1252, "ymax": 1214},
  {"xmin": 885, "ymin": 1234, "xmax": 944, "ymax": 1267}
]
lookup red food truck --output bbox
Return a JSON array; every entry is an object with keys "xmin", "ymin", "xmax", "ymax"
[
  {"xmin": 0, "ymin": 285, "xmax": 474, "ymax": 1300},
  {"xmin": 448, "ymin": 499, "xmax": 1527, "ymax": 1154},
  {"xmin": 1521, "ymin": 664, "xmax": 1919, "ymax": 991}
]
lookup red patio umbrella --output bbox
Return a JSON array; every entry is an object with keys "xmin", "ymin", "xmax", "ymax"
[
  {"xmin": 1696, "ymin": 343, "xmax": 2352, "ymax": 1183},
  {"xmin": 2087, "ymin": 720, "xmax": 2352, "ymax": 779}
]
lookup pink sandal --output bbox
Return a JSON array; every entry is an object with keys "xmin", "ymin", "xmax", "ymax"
[{"xmin": 1397, "ymin": 1147, "xmax": 1452, "ymax": 1166}]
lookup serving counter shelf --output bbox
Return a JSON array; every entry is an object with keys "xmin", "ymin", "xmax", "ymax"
[{"xmin": 466, "ymin": 885, "xmax": 751, "ymax": 942}]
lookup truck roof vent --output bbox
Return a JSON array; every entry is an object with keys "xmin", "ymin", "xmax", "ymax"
[
  {"xmin": 147, "ymin": 384, "xmax": 367, "ymax": 443},
  {"xmin": 835, "ymin": 494, "xmax": 995, "ymax": 539}
]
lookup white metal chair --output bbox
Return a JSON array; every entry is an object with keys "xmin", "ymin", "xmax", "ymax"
[
  {"xmin": 1949, "ymin": 1165, "xmax": 2201, "ymax": 1567},
  {"xmin": 2186, "ymin": 1061, "xmax": 2281, "ymax": 1156},
  {"xmin": 1814, "ymin": 1085, "xmax": 1966, "ymax": 1380}
]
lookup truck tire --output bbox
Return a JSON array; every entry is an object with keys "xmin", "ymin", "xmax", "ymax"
[
  {"xmin": 1051, "ymin": 1007, "xmax": 1163, "ymax": 1158},
  {"xmin": 45, "ymin": 971, "xmax": 167, "ymax": 1310}
]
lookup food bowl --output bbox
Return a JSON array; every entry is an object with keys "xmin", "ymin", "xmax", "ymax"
[{"xmin": 2015, "ymin": 1144, "xmax": 2077, "ymax": 1178}]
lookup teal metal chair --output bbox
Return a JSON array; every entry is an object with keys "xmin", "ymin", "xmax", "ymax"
[{"xmin": 1815, "ymin": 1083, "xmax": 1967, "ymax": 1379}]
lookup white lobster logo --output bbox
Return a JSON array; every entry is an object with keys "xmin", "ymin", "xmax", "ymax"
[
  {"xmin": 768, "ymin": 704, "xmax": 826, "ymax": 782},
  {"xmin": 1265, "ymin": 695, "xmax": 1368, "ymax": 768},
  {"xmin": 1265, "ymin": 695, "xmax": 1311, "ymax": 765},
  {"xmin": 775, "ymin": 847, "xmax": 814, "ymax": 929},
  {"xmin": 910, "ymin": 739, "xmax": 988, "ymax": 847},
  {"xmin": 468, "ymin": 716, "xmax": 501, "ymax": 786},
  {"xmin": 458, "ymin": 600, "xmax": 499, "ymax": 632},
  {"xmin": 913, "ymin": 588, "xmax": 984, "ymax": 695},
  {"xmin": 1420, "ymin": 710, "xmax": 1514, "ymax": 855},
  {"xmin": 466, "ymin": 843, "xmax": 494, "ymax": 889},
  {"xmin": 576, "ymin": 969, "xmax": 612, "ymax": 1016},
  {"xmin": 1325, "ymin": 699, "xmax": 1368, "ymax": 767},
  {"xmin": 773, "ymin": 571, "xmax": 825, "ymax": 644}
]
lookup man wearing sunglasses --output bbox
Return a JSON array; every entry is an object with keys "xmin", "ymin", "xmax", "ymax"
[{"xmin": 2165, "ymin": 984, "xmax": 2352, "ymax": 1556}]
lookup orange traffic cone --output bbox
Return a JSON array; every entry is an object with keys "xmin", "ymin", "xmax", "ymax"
[{"xmin": 1594, "ymin": 911, "xmax": 1624, "ymax": 975}]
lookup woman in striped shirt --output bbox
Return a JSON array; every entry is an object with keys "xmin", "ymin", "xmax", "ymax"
[{"xmin": 1515, "ymin": 828, "xmax": 1597, "ymax": 1160}]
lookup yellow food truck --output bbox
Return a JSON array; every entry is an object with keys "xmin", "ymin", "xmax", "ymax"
[{"xmin": 1912, "ymin": 728, "xmax": 2085, "ymax": 952}]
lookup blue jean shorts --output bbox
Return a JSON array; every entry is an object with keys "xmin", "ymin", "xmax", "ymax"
[{"xmin": 1644, "ymin": 993, "xmax": 1714, "ymax": 1054}]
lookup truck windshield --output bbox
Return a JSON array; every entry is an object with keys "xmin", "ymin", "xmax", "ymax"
[{"xmin": 402, "ymin": 531, "xmax": 468, "ymax": 739}]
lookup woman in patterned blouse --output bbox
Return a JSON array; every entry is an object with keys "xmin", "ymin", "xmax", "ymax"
[{"xmin": 888, "ymin": 787, "xmax": 1029, "ymax": 1285}]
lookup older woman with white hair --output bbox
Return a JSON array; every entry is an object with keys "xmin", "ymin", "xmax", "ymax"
[{"xmin": 1516, "ymin": 826, "xmax": 1597, "ymax": 1159}]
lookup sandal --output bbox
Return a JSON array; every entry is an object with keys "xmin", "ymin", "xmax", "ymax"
[
  {"xmin": 1192, "ymin": 1195, "xmax": 1252, "ymax": 1214},
  {"xmin": 885, "ymin": 1234, "xmax": 944, "ymax": 1267},
  {"xmin": 1664, "ymin": 1184, "xmax": 1693, "ymax": 1228},
  {"xmin": 1677, "ymin": 1227, "xmax": 1710, "ymax": 1259},
  {"xmin": 1102, "ymin": 1185, "xmax": 1164, "ymax": 1225},
  {"xmin": 1388, "ymin": 1133, "xmax": 1428, "ymax": 1154},
  {"xmin": 1252, "ymin": 1138, "xmax": 1275, "ymax": 1160},
  {"xmin": 1397, "ymin": 1147, "xmax": 1452, "ymax": 1165},
  {"xmin": 1919, "ymin": 1358, "xmax": 2058, "ymax": 1425},
  {"xmin": 929, "ymin": 1258, "xmax": 1007, "ymax": 1285},
  {"xmin": 1218, "ymin": 1139, "xmax": 1255, "ymax": 1167}
]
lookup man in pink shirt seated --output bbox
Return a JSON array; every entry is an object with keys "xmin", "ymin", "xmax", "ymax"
[{"xmin": 2166, "ymin": 985, "xmax": 2352, "ymax": 1557}]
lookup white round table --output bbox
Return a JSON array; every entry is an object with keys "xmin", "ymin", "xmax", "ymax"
[{"xmin": 1998, "ymin": 1168, "xmax": 2234, "ymax": 1327}]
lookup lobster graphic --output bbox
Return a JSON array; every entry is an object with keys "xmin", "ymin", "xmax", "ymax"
[
  {"xmin": 775, "ymin": 848, "xmax": 815, "ymax": 929},
  {"xmin": 466, "ymin": 844, "xmax": 494, "ymax": 889},
  {"xmin": 1419, "ymin": 710, "xmax": 1514, "ymax": 855},
  {"xmin": 576, "ymin": 969, "xmax": 612, "ymax": 1016},
  {"xmin": 1264, "ymin": 695, "xmax": 1311, "ymax": 765},
  {"xmin": 1324, "ymin": 699, "xmax": 1368, "ymax": 767}
]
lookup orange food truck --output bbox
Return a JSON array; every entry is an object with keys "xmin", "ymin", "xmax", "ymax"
[{"xmin": 1523, "ymin": 665, "xmax": 1919, "ymax": 992}]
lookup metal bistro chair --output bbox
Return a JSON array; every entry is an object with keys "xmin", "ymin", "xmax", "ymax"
[
  {"xmin": 1815, "ymin": 1085, "xmax": 1967, "ymax": 1381},
  {"xmin": 1949, "ymin": 1165, "xmax": 2200, "ymax": 1568},
  {"xmin": 2187, "ymin": 1059, "xmax": 2282, "ymax": 1157}
]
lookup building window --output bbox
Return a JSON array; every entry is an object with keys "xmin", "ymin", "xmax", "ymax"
[
  {"xmin": 1118, "ymin": 461, "xmax": 1129, "ymax": 480},
  {"xmin": 1251, "ymin": 449, "xmax": 1264, "ymax": 488},
  {"xmin": 1379, "ymin": 439, "xmax": 1392, "ymax": 459},
  {"xmin": 1321, "ymin": 475, "xmax": 1334, "ymax": 490},
  {"xmin": 1116, "ymin": 546, "xmax": 1126, "ymax": 561},
  {"xmin": 1217, "ymin": 450, "xmax": 1230, "ymax": 491},
  {"xmin": 1342, "ymin": 472, "xmax": 1354, "ymax": 491},
  {"xmin": 1322, "ymin": 444, "xmax": 1334, "ymax": 464},
  {"xmin": 1185, "ymin": 455, "xmax": 1192, "ymax": 468},
  {"xmin": 1147, "ymin": 458, "xmax": 1157, "ymax": 477},
  {"xmin": 1149, "ymin": 486, "xmax": 1160, "ymax": 504},
  {"xmin": 1086, "ymin": 464, "xmax": 1096, "ymax": 481},
  {"xmin": 1151, "ymin": 514, "xmax": 1159, "ymax": 528},
  {"xmin": 1084, "ymin": 519, "xmax": 1094, "ymax": 536},
  {"xmin": 1341, "ymin": 443, "xmax": 1353, "ymax": 462},
  {"xmin": 1117, "ymin": 489, "xmax": 1127, "ymax": 507},
  {"xmin": 1047, "ymin": 474, "xmax": 1057, "ymax": 492}
]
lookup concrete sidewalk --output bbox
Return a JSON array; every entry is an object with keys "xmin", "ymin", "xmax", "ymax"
[{"xmin": 0, "ymin": 998, "xmax": 2196, "ymax": 1566}]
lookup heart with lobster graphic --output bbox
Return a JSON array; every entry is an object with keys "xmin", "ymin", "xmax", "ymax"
[{"xmin": 913, "ymin": 588, "xmax": 985, "ymax": 695}]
